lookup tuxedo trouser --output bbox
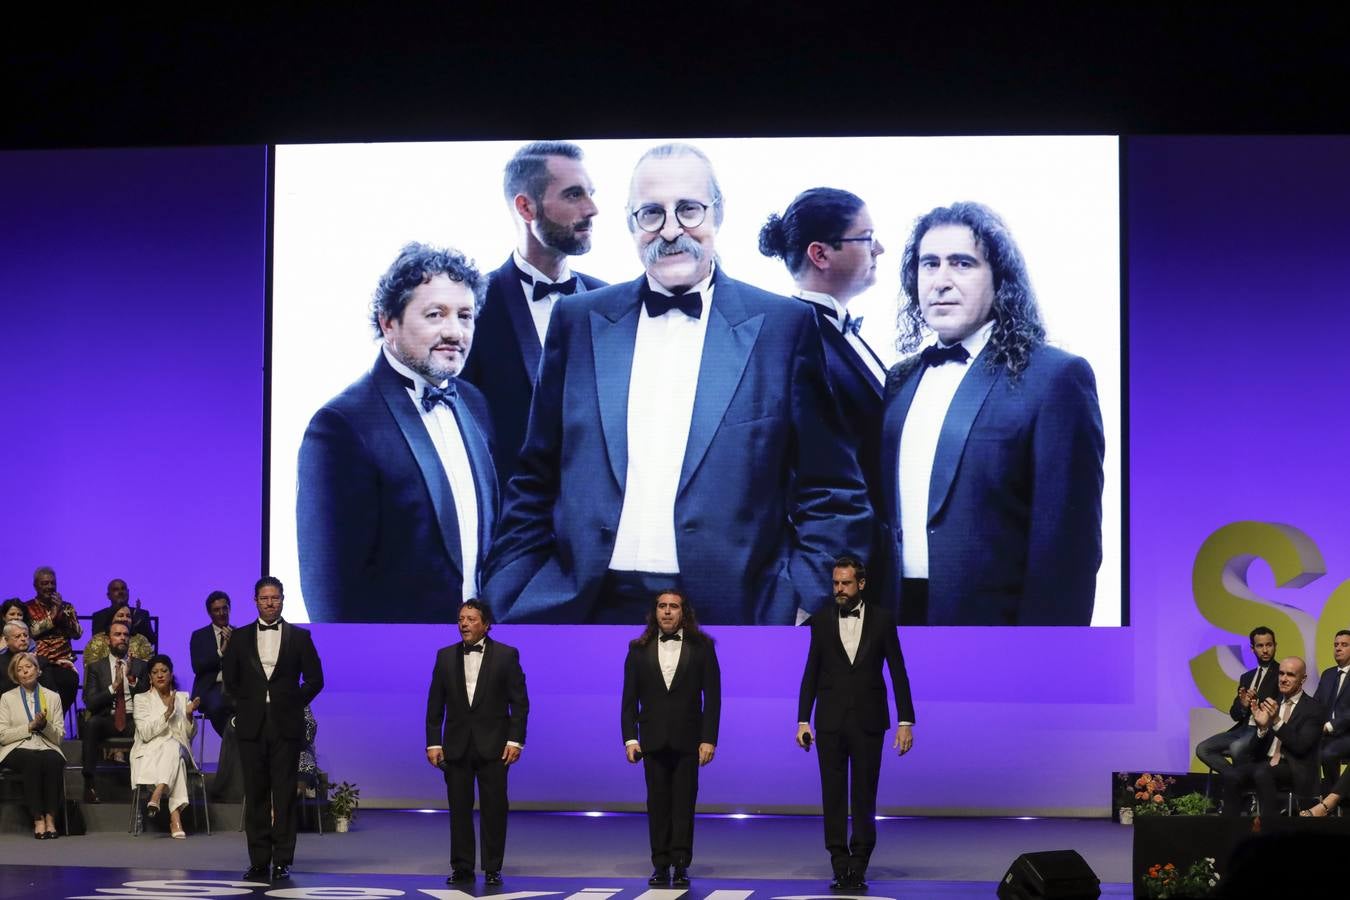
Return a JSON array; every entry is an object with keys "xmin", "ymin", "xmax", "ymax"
[
  {"xmin": 445, "ymin": 747, "xmax": 509, "ymax": 872},
  {"xmin": 1222, "ymin": 758, "xmax": 1296, "ymax": 817},
  {"xmin": 237, "ymin": 705, "xmax": 302, "ymax": 867},
  {"xmin": 643, "ymin": 747, "xmax": 699, "ymax": 868},
  {"xmin": 816, "ymin": 719, "xmax": 884, "ymax": 874},
  {"xmin": 1, "ymin": 748, "xmax": 64, "ymax": 818},
  {"xmin": 82, "ymin": 712, "xmax": 134, "ymax": 779},
  {"xmin": 593, "ymin": 571, "xmax": 683, "ymax": 625},
  {"xmin": 1195, "ymin": 725, "xmax": 1255, "ymax": 775}
]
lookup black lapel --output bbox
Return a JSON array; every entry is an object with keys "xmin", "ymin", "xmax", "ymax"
[
  {"xmin": 449, "ymin": 394, "xmax": 499, "ymax": 575},
  {"xmin": 669, "ymin": 637, "xmax": 691, "ymax": 692},
  {"xmin": 496, "ymin": 258, "xmax": 544, "ymax": 380},
  {"xmin": 928, "ymin": 350, "xmax": 1000, "ymax": 522},
  {"xmin": 245, "ymin": 625, "xmax": 265, "ymax": 683},
  {"xmin": 807, "ymin": 301, "xmax": 884, "ymax": 399}
]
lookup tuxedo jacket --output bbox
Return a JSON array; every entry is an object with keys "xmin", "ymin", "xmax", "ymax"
[
  {"xmin": 797, "ymin": 603, "xmax": 914, "ymax": 733},
  {"xmin": 621, "ymin": 635, "xmax": 720, "ymax": 754},
  {"xmin": 82, "ymin": 653, "xmax": 150, "ymax": 717},
  {"xmin": 424, "ymin": 637, "xmax": 528, "ymax": 762},
  {"xmin": 880, "ymin": 343, "xmax": 1104, "ymax": 625},
  {"xmin": 189, "ymin": 624, "xmax": 226, "ymax": 701},
  {"xmin": 1313, "ymin": 666, "xmax": 1350, "ymax": 737},
  {"xmin": 220, "ymin": 621, "xmax": 324, "ymax": 741},
  {"xmin": 483, "ymin": 269, "xmax": 873, "ymax": 625},
  {"xmin": 459, "ymin": 256, "xmax": 606, "ymax": 492},
  {"xmin": 91, "ymin": 604, "xmax": 156, "ymax": 642},
  {"xmin": 1246, "ymin": 692, "xmax": 1326, "ymax": 797},
  {"xmin": 298, "ymin": 351, "xmax": 499, "ymax": 623},
  {"xmin": 1226, "ymin": 662, "xmax": 1279, "ymax": 725}
]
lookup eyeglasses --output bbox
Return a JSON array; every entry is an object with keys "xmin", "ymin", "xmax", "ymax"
[
  {"xmin": 631, "ymin": 199, "xmax": 718, "ymax": 233},
  {"xmin": 836, "ymin": 234, "xmax": 877, "ymax": 248}
]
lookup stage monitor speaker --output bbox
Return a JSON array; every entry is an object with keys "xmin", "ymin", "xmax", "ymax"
[{"xmin": 997, "ymin": 849, "xmax": 1100, "ymax": 899}]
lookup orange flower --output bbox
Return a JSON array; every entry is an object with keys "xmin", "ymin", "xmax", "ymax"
[
  {"xmin": 1152, "ymin": 794, "xmax": 1165, "ymax": 804},
  {"xmin": 1164, "ymin": 863, "xmax": 1175, "ymax": 871}
]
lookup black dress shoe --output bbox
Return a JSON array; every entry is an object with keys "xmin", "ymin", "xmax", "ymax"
[
  {"xmin": 271, "ymin": 865, "xmax": 291, "ymax": 881},
  {"xmin": 447, "ymin": 869, "xmax": 475, "ymax": 884},
  {"xmin": 242, "ymin": 865, "xmax": 270, "ymax": 881},
  {"xmin": 83, "ymin": 786, "xmax": 100, "ymax": 804},
  {"xmin": 484, "ymin": 871, "xmax": 503, "ymax": 886},
  {"xmin": 847, "ymin": 872, "xmax": 867, "ymax": 889},
  {"xmin": 649, "ymin": 867, "xmax": 670, "ymax": 885},
  {"xmin": 42, "ymin": 831, "xmax": 59, "ymax": 840},
  {"xmin": 672, "ymin": 867, "xmax": 690, "ymax": 887},
  {"xmin": 830, "ymin": 875, "xmax": 850, "ymax": 890}
]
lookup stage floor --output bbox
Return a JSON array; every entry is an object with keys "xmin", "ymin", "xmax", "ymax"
[{"xmin": 0, "ymin": 810, "xmax": 1133, "ymax": 898}]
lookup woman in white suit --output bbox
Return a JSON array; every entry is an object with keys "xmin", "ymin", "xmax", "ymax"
[
  {"xmin": 0, "ymin": 652, "xmax": 66, "ymax": 838},
  {"xmin": 131, "ymin": 654, "xmax": 200, "ymax": 838}
]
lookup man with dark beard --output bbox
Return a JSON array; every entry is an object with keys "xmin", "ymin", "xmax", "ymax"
[
  {"xmin": 459, "ymin": 141, "xmax": 607, "ymax": 490},
  {"xmin": 298, "ymin": 243, "xmax": 499, "ymax": 622}
]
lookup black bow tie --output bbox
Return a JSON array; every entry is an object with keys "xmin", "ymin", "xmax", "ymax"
[
  {"xmin": 421, "ymin": 382, "xmax": 458, "ymax": 412},
  {"xmin": 835, "ymin": 312, "xmax": 864, "ymax": 336},
  {"xmin": 258, "ymin": 622, "xmax": 280, "ymax": 632},
  {"xmin": 839, "ymin": 606, "xmax": 861, "ymax": 619},
  {"xmin": 463, "ymin": 643, "xmax": 483, "ymax": 654},
  {"xmin": 640, "ymin": 283, "xmax": 703, "ymax": 319},
  {"xmin": 532, "ymin": 277, "xmax": 578, "ymax": 301},
  {"xmin": 659, "ymin": 632, "xmax": 682, "ymax": 642},
  {"xmin": 920, "ymin": 343, "xmax": 970, "ymax": 368}
]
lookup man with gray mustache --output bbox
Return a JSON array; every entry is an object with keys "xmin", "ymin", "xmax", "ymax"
[{"xmin": 483, "ymin": 143, "xmax": 872, "ymax": 625}]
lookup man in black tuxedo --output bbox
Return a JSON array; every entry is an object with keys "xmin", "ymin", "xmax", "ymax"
[
  {"xmin": 425, "ymin": 600, "xmax": 528, "ymax": 887},
  {"xmin": 797, "ymin": 556, "xmax": 915, "ymax": 889},
  {"xmin": 621, "ymin": 590, "xmax": 720, "ymax": 886},
  {"xmin": 459, "ymin": 141, "xmax": 605, "ymax": 491},
  {"xmin": 298, "ymin": 242, "xmax": 498, "ymax": 623},
  {"xmin": 190, "ymin": 590, "xmax": 233, "ymax": 736},
  {"xmin": 1196, "ymin": 626, "xmax": 1279, "ymax": 775},
  {"xmin": 222, "ymin": 576, "xmax": 324, "ymax": 883},
  {"xmin": 1222, "ymin": 656, "xmax": 1326, "ymax": 818},
  {"xmin": 90, "ymin": 578, "xmax": 155, "ymax": 642},
  {"xmin": 881, "ymin": 202, "xmax": 1104, "ymax": 625},
  {"xmin": 1313, "ymin": 629, "xmax": 1350, "ymax": 789},
  {"xmin": 80, "ymin": 620, "xmax": 150, "ymax": 803},
  {"xmin": 760, "ymin": 187, "xmax": 890, "ymax": 602}
]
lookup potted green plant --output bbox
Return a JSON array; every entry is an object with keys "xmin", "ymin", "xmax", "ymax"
[{"xmin": 328, "ymin": 781, "xmax": 360, "ymax": 833}]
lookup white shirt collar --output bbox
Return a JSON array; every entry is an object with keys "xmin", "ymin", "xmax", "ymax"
[
  {"xmin": 512, "ymin": 250, "xmax": 571, "ymax": 287},
  {"xmin": 382, "ymin": 344, "xmax": 447, "ymax": 391},
  {"xmin": 645, "ymin": 265, "xmax": 715, "ymax": 299},
  {"xmin": 796, "ymin": 289, "xmax": 846, "ymax": 328},
  {"xmin": 935, "ymin": 319, "xmax": 995, "ymax": 360}
]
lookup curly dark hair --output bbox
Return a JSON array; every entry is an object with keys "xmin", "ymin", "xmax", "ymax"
[
  {"xmin": 369, "ymin": 242, "xmax": 486, "ymax": 338},
  {"xmin": 633, "ymin": 589, "xmax": 714, "ymax": 648},
  {"xmin": 147, "ymin": 653, "xmax": 180, "ymax": 690},
  {"xmin": 895, "ymin": 202, "xmax": 1045, "ymax": 380},
  {"xmin": 1, "ymin": 598, "xmax": 31, "ymax": 629}
]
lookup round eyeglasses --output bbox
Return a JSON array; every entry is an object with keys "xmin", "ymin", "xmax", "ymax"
[{"xmin": 631, "ymin": 199, "xmax": 718, "ymax": 233}]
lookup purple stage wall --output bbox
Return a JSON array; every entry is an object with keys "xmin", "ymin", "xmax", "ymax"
[{"xmin": 3, "ymin": 138, "xmax": 1347, "ymax": 813}]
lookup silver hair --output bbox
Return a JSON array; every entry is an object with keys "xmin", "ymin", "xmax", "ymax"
[{"xmin": 626, "ymin": 143, "xmax": 724, "ymax": 232}]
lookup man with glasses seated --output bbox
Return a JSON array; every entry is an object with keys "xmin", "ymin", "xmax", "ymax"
[{"xmin": 483, "ymin": 143, "xmax": 871, "ymax": 625}]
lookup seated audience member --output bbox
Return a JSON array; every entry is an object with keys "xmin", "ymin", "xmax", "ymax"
[
  {"xmin": 23, "ymin": 566, "xmax": 81, "ymax": 713},
  {"xmin": 131, "ymin": 654, "xmax": 201, "ymax": 838},
  {"xmin": 1313, "ymin": 629, "xmax": 1350, "ymax": 790},
  {"xmin": 1196, "ymin": 626, "xmax": 1279, "ymax": 775},
  {"xmin": 86, "ymin": 605, "xmax": 154, "ymax": 664},
  {"xmin": 91, "ymin": 578, "xmax": 156, "ymax": 644},
  {"xmin": 0, "ymin": 620, "xmax": 44, "ymax": 694},
  {"xmin": 81, "ymin": 621, "xmax": 150, "ymax": 803},
  {"xmin": 0, "ymin": 652, "xmax": 67, "ymax": 838},
  {"xmin": 1222, "ymin": 656, "xmax": 1325, "ymax": 817},
  {"xmin": 2, "ymin": 598, "xmax": 30, "ymax": 630},
  {"xmin": 189, "ymin": 590, "xmax": 233, "ymax": 736}
]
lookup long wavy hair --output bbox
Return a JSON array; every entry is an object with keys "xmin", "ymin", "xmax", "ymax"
[
  {"xmin": 633, "ymin": 589, "xmax": 714, "ymax": 647},
  {"xmin": 894, "ymin": 202, "xmax": 1045, "ymax": 383}
]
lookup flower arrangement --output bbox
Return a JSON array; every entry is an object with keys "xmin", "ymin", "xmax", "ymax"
[
  {"xmin": 1130, "ymin": 773, "xmax": 1177, "ymax": 816},
  {"xmin": 1140, "ymin": 857, "xmax": 1220, "ymax": 898}
]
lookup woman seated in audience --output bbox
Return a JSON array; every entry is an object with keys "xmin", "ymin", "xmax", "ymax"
[
  {"xmin": 1, "ymin": 598, "xmax": 31, "ymax": 632},
  {"xmin": 85, "ymin": 604, "xmax": 154, "ymax": 664},
  {"xmin": 1301, "ymin": 767, "xmax": 1350, "ymax": 817},
  {"xmin": 0, "ymin": 652, "xmax": 66, "ymax": 838},
  {"xmin": 131, "ymin": 654, "xmax": 200, "ymax": 838}
]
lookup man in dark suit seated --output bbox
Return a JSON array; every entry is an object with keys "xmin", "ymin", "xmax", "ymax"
[
  {"xmin": 459, "ymin": 140, "xmax": 606, "ymax": 492},
  {"xmin": 80, "ymin": 621, "xmax": 150, "ymax": 803},
  {"xmin": 90, "ymin": 578, "xmax": 155, "ymax": 643},
  {"xmin": 1313, "ymin": 630, "xmax": 1350, "ymax": 789},
  {"xmin": 298, "ymin": 242, "xmax": 499, "ymax": 623},
  {"xmin": 880, "ymin": 202, "xmax": 1105, "ymax": 625},
  {"xmin": 1196, "ymin": 626, "xmax": 1279, "ymax": 776},
  {"xmin": 483, "ymin": 142, "xmax": 872, "ymax": 625},
  {"xmin": 189, "ymin": 590, "xmax": 233, "ymax": 736},
  {"xmin": 621, "ymin": 590, "xmax": 720, "ymax": 887},
  {"xmin": 1222, "ymin": 656, "xmax": 1326, "ymax": 817},
  {"xmin": 425, "ymin": 600, "xmax": 529, "ymax": 887},
  {"xmin": 797, "ymin": 556, "xmax": 914, "ymax": 889},
  {"xmin": 0, "ymin": 620, "xmax": 44, "ymax": 694}
]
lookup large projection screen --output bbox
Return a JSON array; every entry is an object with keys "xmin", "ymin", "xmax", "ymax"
[{"xmin": 268, "ymin": 136, "xmax": 1121, "ymax": 626}]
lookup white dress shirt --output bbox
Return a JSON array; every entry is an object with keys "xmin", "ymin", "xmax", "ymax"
[
  {"xmin": 897, "ymin": 321, "xmax": 994, "ymax": 577},
  {"xmin": 609, "ymin": 269, "xmax": 716, "ymax": 573},
  {"xmin": 1265, "ymin": 692, "xmax": 1300, "ymax": 761},
  {"xmin": 213, "ymin": 624, "xmax": 228, "ymax": 683},
  {"xmin": 658, "ymin": 629, "xmax": 683, "ymax": 689},
  {"xmin": 463, "ymin": 638, "xmax": 486, "ymax": 705},
  {"xmin": 796, "ymin": 290, "xmax": 887, "ymax": 386},
  {"xmin": 384, "ymin": 346, "xmax": 481, "ymax": 599},
  {"xmin": 514, "ymin": 250, "xmax": 572, "ymax": 347},
  {"xmin": 256, "ymin": 619, "xmax": 281, "ymax": 701}
]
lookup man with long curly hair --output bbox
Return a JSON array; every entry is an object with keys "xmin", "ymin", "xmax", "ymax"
[{"xmin": 880, "ymin": 202, "xmax": 1105, "ymax": 625}]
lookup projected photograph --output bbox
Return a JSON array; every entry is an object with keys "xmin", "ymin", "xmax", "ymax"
[{"xmin": 269, "ymin": 136, "xmax": 1121, "ymax": 626}]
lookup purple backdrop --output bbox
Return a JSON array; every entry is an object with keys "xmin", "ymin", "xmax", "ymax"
[{"xmin": 3, "ymin": 138, "xmax": 1346, "ymax": 813}]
